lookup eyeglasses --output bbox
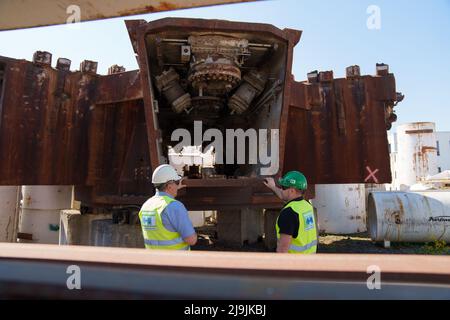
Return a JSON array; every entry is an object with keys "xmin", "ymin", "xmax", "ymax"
[
  {"xmin": 280, "ymin": 185, "xmax": 291, "ymax": 190},
  {"xmin": 168, "ymin": 180, "xmax": 181, "ymax": 186}
]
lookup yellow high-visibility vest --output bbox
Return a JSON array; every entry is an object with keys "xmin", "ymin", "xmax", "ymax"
[
  {"xmin": 139, "ymin": 195, "xmax": 189, "ymax": 250},
  {"xmin": 276, "ymin": 199, "xmax": 318, "ymax": 254}
]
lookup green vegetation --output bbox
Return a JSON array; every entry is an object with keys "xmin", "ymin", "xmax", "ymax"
[{"xmin": 420, "ymin": 240, "xmax": 450, "ymax": 255}]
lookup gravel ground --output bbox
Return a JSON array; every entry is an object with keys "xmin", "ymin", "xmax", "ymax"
[
  {"xmin": 193, "ymin": 224, "xmax": 450, "ymax": 255},
  {"xmin": 317, "ymin": 233, "xmax": 450, "ymax": 255}
]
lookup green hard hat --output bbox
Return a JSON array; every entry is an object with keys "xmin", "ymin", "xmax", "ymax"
[{"xmin": 278, "ymin": 171, "xmax": 307, "ymax": 190}]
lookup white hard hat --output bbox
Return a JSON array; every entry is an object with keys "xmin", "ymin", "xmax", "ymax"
[{"xmin": 152, "ymin": 164, "xmax": 182, "ymax": 184}]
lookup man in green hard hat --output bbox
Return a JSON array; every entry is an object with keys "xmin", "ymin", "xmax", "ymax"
[{"xmin": 264, "ymin": 171, "xmax": 318, "ymax": 254}]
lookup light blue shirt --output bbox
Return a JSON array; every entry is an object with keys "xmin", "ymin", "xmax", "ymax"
[{"xmin": 156, "ymin": 191, "xmax": 195, "ymax": 239}]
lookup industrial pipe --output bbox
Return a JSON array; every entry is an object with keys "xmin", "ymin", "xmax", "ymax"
[{"xmin": 368, "ymin": 191, "xmax": 450, "ymax": 242}]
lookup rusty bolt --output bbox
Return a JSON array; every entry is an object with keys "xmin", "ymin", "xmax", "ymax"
[
  {"xmin": 80, "ymin": 60, "xmax": 98, "ymax": 74},
  {"xmin": 307, "ymin": 70, "xmax": 319, "ymax": 83},
  {"xmin": 181, "ymin": 45, "xmax": 191, "ymax": 63},
  {"xmin": 376, "ymin": 63, "xmax": 389, "ymax": 76},
  {"xmin": 346, "ymin": 65, "xmax": 360, "ymax": 78},
  {"xmin": 108, "ymin": 64, "xmax": 126, "ymax": 75},
  {"xmin": 319, "ymin": 71, "xmax": 334, "ymax": 82},
  {"xmin": 56, "ymin": 58, "xmax": 71, "ymax": 71},
  {"xmin": 32, "ymin": 51, "xmax": 52, "ymax": 66}
]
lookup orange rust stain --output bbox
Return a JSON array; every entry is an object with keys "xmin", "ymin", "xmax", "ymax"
[
  {"xmin": 118, "ymin": 2, "xmax": 180, "ymax": 16},
  {"xmin": 24, "ymin": 196, "xmax": 32, "ymax": 207},
  {"xmin": 158, "ymin": 2, "xmax": 180, "ymax": 11},
  {"xmin": 394, "ymin": 195, "xmax": 405, "ymax": 225},
  {"xmin": 413, "ymin": 146, "xmax": 436, "ymax": 177},
  {"xmin": 422, "ymin": 146, "xmax": 437, "ymax": 153},
  {"xmin": 92, "ymin": 14, "xmax": 107, "ymax": 20}
]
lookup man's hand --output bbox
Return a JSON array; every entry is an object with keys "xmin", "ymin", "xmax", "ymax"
[
  {"xmin": 183, "ymin": 233, "xmax": 197, "ymax": 246},
  {"xmin": 263, "ymin": 177, "xmax": 276, "ymax": 191},
  {"xmin": 263, "ymin": 177, "xmax": 283, "ymax": 200},
  {"xmin": 178, "ymin": 177, "xmax": 187, "ymax": 190}
]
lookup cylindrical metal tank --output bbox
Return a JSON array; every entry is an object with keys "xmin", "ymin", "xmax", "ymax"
[
  {"xmin": 395, "ymin": 122, "xmax": 438, "ymax": 188},
  {"xmin": 19, "ymin": 186, "xmax": 73, "ymax": 244},
  {"xmin": 312, "ymin": 184, "xmax": 366, "ymax": 234},
  {"xmin": 0, "ymin": 186, "xmax": 20, "ymax": 242},
  {"xmin": 368, "ymin": 191, "xmax": 450, "ymax": 242}
]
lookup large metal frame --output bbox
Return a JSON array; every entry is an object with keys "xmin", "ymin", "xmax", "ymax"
[{"xmin": 0, "ymin": 18, "xmax": 402, "ymax": 210}]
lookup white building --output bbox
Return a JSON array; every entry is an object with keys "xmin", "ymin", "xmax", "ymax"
[
  {"xmin": 388, "ymin": 123, "xmax": 450, "ymax": 190},
  {"xmin": 436, "ymin": 131, "xmax": 450, "ymax": 173},
  {"xmin": 387, "ymin": 132, "xmax": 398, "ymax": 188}
]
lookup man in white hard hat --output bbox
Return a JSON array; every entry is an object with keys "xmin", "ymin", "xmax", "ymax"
[{"xmin": 139, "ymin": 164, "xmax": 197, "ymax": 250}]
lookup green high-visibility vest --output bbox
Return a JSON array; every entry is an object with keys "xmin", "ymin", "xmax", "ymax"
[
  {"xmin": 139, "ymin": 195, "xmax": 189, "ymax": 250},
  {"xmin": 276, "ymin": 199, "xmax": 318, "ymax": 254}
]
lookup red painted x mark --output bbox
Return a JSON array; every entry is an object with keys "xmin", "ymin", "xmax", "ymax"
[{"xmin": 365, "ymin": 166, "xmax": 379, "ymax": 183}]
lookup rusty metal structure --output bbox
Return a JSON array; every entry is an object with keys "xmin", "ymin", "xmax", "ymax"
[{"xmin": 0, "ymin": 18, "xmax": 403, "ymax": 211}]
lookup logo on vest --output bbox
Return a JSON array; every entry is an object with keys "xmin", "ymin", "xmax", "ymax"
[
  {"xmin": 141, "ymin": 211, "xmax": 157, "ymax": 230},
  {"xmin": 303, "ymin": 211, "xmax": 314, "ymax": 231}
]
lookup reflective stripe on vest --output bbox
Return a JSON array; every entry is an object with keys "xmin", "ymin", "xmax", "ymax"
[
  {"xmin": 144, "ymin": 238, "xmax": 189, "ymax": 250},
  {"xmin": 289, "ymin": 239, "xmax": 318, "ymax": 253},
  {"xmin": 276, "ymin": 199, "xmax": 318, "ymax": 254},
  {"xmin": 139, "ymin": 195, "xmax": 189, "ymax": 251}
]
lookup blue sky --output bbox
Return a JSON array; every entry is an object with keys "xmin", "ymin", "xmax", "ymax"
[{"xmin": 0, "ymin": 0, "xmax": 449, "ymax": 131}]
